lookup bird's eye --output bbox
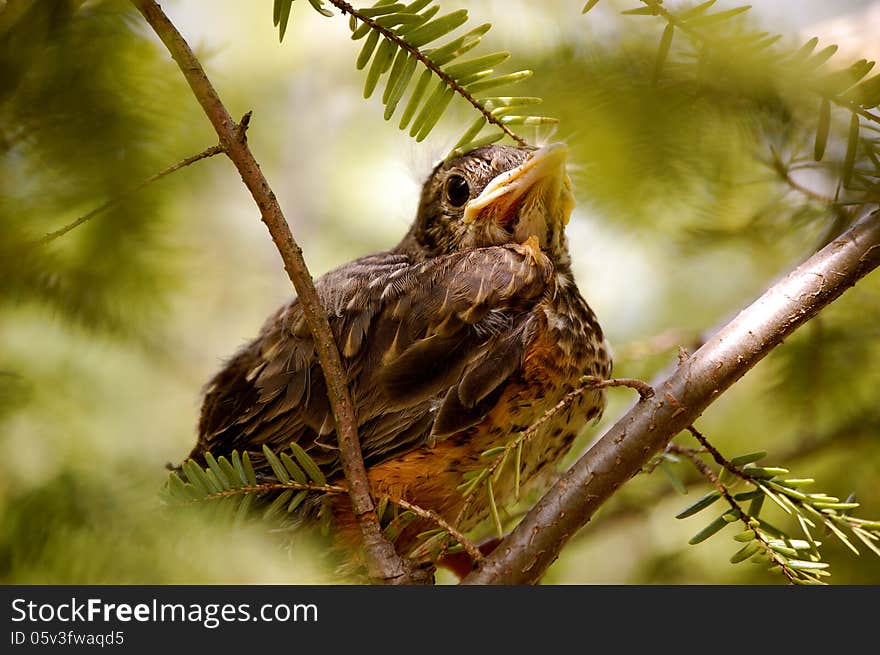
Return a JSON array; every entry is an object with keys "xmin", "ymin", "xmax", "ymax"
[{"xmin": 444, "ymin": 174, "xmax": 470, "ymax": 208}]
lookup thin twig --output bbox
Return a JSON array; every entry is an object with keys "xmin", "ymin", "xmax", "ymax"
[
  {"xmin": 202, "ymin": 481, "xmax": 347, "ymax": 499},
  {"xmin": 189, "ymin": 480, "xmax": 482, "ymax": 564},
  {"xmin": 668, "ymin": 441, "xmax": 799, "ymax": 584},
  {"xmin": 131, "ymin": 0, "xmax": 415, "ymax": 584},
  {"xmin": 328, "ymin": 0, "xmax": 528, "ymax": 146},
  {"xmin": 767, "ymin": 147, "xmax": 857, "ymax": 247},
  {"xmin": 686, "ymin": 425, "xmax": 752, "ymax": 485},
  {"xmin": 36, "ymin": 144, "xmax": 223, "ymax": 245},
  {"xmin": 580, "ymin": 412, "xmax": 878, "ymax": 541},
  {"xmin": 454, "ymin": 375, "xmax": 654, "ymax": 527},
  {"xmin": 768, "ymin": 148, "xmax": 837, "ymax": 207},
  {"xmin": 392, "ymin": 496, "xmax": 483, "ymax": 564},
  {"xmin": 682, "ymin": 429, "xmax": 880, "ymax": 561},
  {"xmin": 581, "ymin": 375, "xmax": 654, "ymax": 400}
]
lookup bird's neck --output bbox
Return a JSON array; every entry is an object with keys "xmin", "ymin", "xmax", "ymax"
[
  {"xmin": 545, "ymin": 230, "xmax": 575, "ymax": 277},
  {"xmin": 394, "ymin": 231, "xmax": 575, "ymax": 269},
  {"xmin": 392, "ymin": 232, "xmax": 431, "ymax": 262}
]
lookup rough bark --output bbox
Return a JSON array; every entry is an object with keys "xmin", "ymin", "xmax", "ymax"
[{"xmin": 463, "ymin": 208, "xmax": 880, "ymax": 584}]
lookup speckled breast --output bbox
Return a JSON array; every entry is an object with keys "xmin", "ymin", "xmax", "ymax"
[
  {"xmin": 334, "ymin": 273, "xmax": 611, "ymax": 562},
  {"xmin": 480, "ymin": 279, "xmax": 612, "ymax": 512}
]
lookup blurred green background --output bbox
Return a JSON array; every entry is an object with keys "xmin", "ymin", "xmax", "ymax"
[{"xmin": 1, "ymin": 0, "xmax": 878, "ymax": 584}]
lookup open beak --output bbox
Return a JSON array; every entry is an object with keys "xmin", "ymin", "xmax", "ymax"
[{"xmin": 462, "ymin": 143, "xmax": 575, "ymax": 242}]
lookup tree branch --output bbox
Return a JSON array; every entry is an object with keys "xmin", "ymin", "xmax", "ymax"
[
  {"xmin": 131, "ymin": 0, "xmax": 416, "ymax": 584},
  {"xmin": 573, "ymin": 411, "xmax": 878, "ymax": 541},
  {"xmin": 463, "ymin": 208, "xmax": 880, "ymax": 584},
  {"xmin": 37, "ymin": 144, "xmax": 223, "ymax": 245}
]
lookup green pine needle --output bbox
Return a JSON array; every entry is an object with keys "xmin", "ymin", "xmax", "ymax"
[{"xmin": 273, "ymin": 1, "xmax": 550, "ymax": 155}]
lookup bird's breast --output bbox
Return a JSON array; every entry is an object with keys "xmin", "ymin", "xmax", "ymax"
[
  {"xmin": 496, "ymin": 283, "xmax": 612, "ymax": 490},
  {"xmin": 330, "ymin": 276, "xmax": 612, "ymax": 564},
  {"xmin": 388, "ymin": 283, "xmax": 611, "ymax": 529}
]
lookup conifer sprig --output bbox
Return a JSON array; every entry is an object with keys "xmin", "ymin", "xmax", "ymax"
[
  {"xmin": 272, "ymin": 0, "xmax": 556, "ymax": 156},
  {"xmin": 662, "ymin": 426, "xmax": 880, "ymax": 585},
  {"xmin": 584, "ymin": 0, "xmax": 880, "ymax": 197},
  {"xmin": 164, "ymin": 443, "xmax": 483, "ymax": 563}
]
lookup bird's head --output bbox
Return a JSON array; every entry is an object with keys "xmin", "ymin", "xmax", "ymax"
[{"xmin": 400, "ymin": 143, "xmax": 576, "ymax": 261}]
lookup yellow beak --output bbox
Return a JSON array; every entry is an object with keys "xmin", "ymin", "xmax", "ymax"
[{"xmin": 462, "ymin": 143, "xmax": 575, "ymax": 232}]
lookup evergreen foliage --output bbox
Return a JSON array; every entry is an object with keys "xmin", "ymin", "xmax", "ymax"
[
  {"xmin": 658, "ymin": 430, "xmax": 880, "ymax": 585},
  {"xmin": 272, "ymin": 0, "xmax": 556, "ymax": 155},
  {"xmin": 2, "ymin": 0, "xmax": 879, "ymax": 584},
  {"xmin": 166, "ymin": 445, "xmax": 481, "ymax": 562},
  {"xmin": 0, "ymin": 1, "xmax": 190, "ymax": 336},
  {"xmin": 589, "ymin": 0, "xmax": 880, "ymax": 203}
]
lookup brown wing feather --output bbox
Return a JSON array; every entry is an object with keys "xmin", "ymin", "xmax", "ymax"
[{"xmin": 191, "ymin": 244, "xmax": 552, "ymax": 476}]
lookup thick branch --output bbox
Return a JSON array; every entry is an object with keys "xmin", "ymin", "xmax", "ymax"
[
  {"xmin": 132, "ymin": 0, "xmax": 413, "ymax": 584},
  {"xmin": 463, "ymin": 208, "xmax": 880, "ymax": 584}
]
